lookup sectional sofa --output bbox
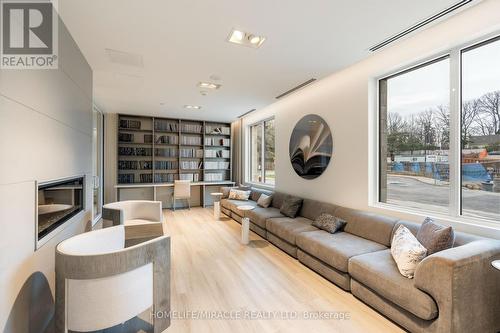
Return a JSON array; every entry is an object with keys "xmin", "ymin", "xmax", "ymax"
[{"xmin": 220, "ymin": 187, "xmax": 500, "ymax": 333}]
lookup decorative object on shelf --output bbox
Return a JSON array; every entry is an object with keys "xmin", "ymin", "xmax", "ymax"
[{"xmin": 289, "ymin": 114, "xmax": 333, "ymax": 179}]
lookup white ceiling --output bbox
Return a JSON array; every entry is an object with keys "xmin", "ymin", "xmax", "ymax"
[{"xmin": 58, "ymin": 0, "xmax": 461, "ymax": 122}]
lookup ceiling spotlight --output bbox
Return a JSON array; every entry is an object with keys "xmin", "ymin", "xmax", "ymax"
[
  {"xmin": 227, "ymin": 29, "xmax": 266, "ymax": 48},
  {"xmin": 184, "ymin": 105, "xmax": 201, "ymax": 110},
  {"xmin": 197, "ymin": 82, "xmax": 220, "ymax": 90}
]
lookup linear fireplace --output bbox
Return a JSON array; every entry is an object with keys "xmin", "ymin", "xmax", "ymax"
[{"xmin": 37, "ymin": 176, "xmax": 85, "ymax": 247}]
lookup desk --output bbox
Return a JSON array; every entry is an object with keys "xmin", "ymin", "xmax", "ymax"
[{"xmin": 115, "ymin": 181, "xmax": 235, "ymax": 208}]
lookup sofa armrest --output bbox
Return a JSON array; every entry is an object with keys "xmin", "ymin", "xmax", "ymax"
[{"xmin": 414, "ymin": 240, "xmax": 500, "ymax": 332}]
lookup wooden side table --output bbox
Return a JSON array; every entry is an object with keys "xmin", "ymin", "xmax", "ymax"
[
  {"xmin": 210, "ymin": 192, "xmax": 223, "ymax": 220},
  {"xmin": 237, "ymin": 205, "xmax": 254, "ymax": 245}
]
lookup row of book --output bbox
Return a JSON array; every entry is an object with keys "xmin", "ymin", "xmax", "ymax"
[
  {"xmin": 155, "ymin": 148, "xmax": 177, "ymax": 157},
  {"xmin": 155, "ymin": 120, "xmax": 178, "ymax": 132},
  {"xmin": 181, "ymin": 135, "xmax": 202, "ymax": 145},
  {"xmin": 118, "ymin": 160, "xmax": 152, "ymax": 170},
  {"xmin": 205, "ymin": 125, "xmax": 230, "ymax": 135},
  {"xmin": 119, "ymin": 147, "xmax": 152, "ymax": 156},
  {"xmin": 118, "ymin": 173, "xmax": 152, "ymax": 184},
  {"xmin": 155, "ymin": 173, "xmax": 177, "ymax": 183},
  {"xmin": 181, "ymin": 123, "xmax": 203, "ymax": 133},
  {"xmin": 180, "ymin": 148, "xmax": 203, "ymax": 158},
  {"xmin": 205, "ymin": 161, "xmax": 230, "ymax": 170},
  {"xmin": 155, "ymin": 134, "xmax": 178, "ymax": 144},
  {"xmin": 205, "ymin": 149, "xmax": 230, "ymax": 158},
  {"xmin": 119, "ymin": 119, "xmax": 141, "ymax": 129},
  {"xmin": 205, "ymin": 137, "xmax": 230, "ymax": 146},
  {"xmin": 155, "ymin": 161, "xmax": 178, "ymax": 170},
  {"xmin": 180, "ymin": 161, "xmax": 203, "ymax": 170},
  {"xmin": 204, "ymin": 173, "xmax": 226, "ymax": 181},
  {"xmin": 119, "ymin": 133, "xmax": 153, "ymax": 144},
  {"xmin": 180, "ymin": 173, "xmax": 201, "ymax": 181}
]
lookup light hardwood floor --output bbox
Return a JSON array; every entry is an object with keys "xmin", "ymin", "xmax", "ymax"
[{"xmin": 161, "ymin": 207, "xmax": 404, "ymax": 333}]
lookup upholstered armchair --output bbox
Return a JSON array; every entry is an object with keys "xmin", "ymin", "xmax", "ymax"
[
  {"xmin": 102, "ymin": 200, "xmax": 163, "ymax": 226},
  {"xmin": 55, "ymin": 223, "xmax": 170, "ymax": 333}
]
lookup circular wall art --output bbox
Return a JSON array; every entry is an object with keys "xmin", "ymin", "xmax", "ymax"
[{"xmin": 289, "ymin": 114, "xmax": 333, "ymax": 179}]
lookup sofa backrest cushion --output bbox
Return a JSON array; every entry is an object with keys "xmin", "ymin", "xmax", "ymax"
[
  {"xmin": 250, "ymin": 187, "xmax": 273, "ymax": 202},
  {"xmin": 272, "ymin": 192, "xmax": 287, "ymax": 209},
  {"xmin": 300, "ymin": 199, "xmax": 339, "ymax": 221},
  {"xmin": 280, "ymin": 196, "xmax": 303, "ymax": 218},
  {"xmin": 392, "ymin": 220, "xmax": 483, "ymax": 247},
  {"xmin": 334, "ymin": 207, "xmax": 398, "ymax": 246}
]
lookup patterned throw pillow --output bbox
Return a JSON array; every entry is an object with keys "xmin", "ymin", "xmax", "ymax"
[
  {"xmin": 280, "ymin": 196, "xmax": 303, "ymax": 218},
  {"xmin": 228, "ymin": 189, "xmax": 251, "ymax": 200},
  {"xmin": 313, "ymin": 213, "xmax": 346, "ymax": 234},
  {"xmin": 257, "ymin": 194, "xmax": 272, "ymax": 208},
  {"xmin": 417, "ymin": 217, "xmax": 455, "ymax": 255},
  {"xmin": 391, "ymin": 225, "xmax": 427, "ymax": 279}
]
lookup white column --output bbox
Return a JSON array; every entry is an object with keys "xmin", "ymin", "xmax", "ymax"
[
  {"xmin": 214, "ymin": 201, "xmax": 221, "ymax": 220},
  {"xmin": 241, "ymin": 217, "xmax": 250, "ymax": 245}
]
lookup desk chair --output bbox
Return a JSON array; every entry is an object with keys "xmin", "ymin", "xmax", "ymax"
[{"xmin": 173, "ymin": 180, "xmax": 191, "ymax": 211}]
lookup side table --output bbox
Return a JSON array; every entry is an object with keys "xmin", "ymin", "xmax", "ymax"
[
  {"xmin": 210, "ymin": 192, "xmax": 223, "ymax": 220},
  {"xmin": 237, "ymin": 205, "xmax": 254, "ymax": 245}
]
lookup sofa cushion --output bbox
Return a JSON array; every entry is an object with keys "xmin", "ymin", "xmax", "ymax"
[
  {"xmin": 250, "ymin": 187, "xmax": 273, "ymax": 202},
  {"xmin": 296, "ymin": 230, "xmax": 387, "ymax": 272},
  {"xmin": 220, "ymin": 186, "xmax": 232, "ymax": 199},
  {"xmin": 313, "ymin": 213, "xmax": 346, "ymax": 234},
  {"xmin": 228, "ymin": 189, "xmax": 251, "ymax": 200},
  {"xmin": 280, "ymin": 196, "xmax": 303, "ymax": 218},
  {"xmin": 271, "ymin": 192, "xmax": 287, "ymax": 209},
  {"xmin": 391, "ymin": 225, "xmax": 427, "ymax": 278},
  {"xmin": 335, "ymin": 207, "xmax": 398, "ymax": 247},
  {"xmin": 349, "ymin": 249, "xmax": 438, "ymax": 321},
  {"xmin": 245, "ymin": 206, "xmax": 284, "ymax": 229},
  {"xmin": 417, "ymin": 217, "xmax": 454, "ymax": 255},
  {"xmin": 266, "ymin": 217, "xmax": 317, "ymax": 245},
  {"xmin": 257, "ymin": 194, "xmax": 272, "ymax": 208},
  {"xmin": 299, "ymin": 199, "xmax": 339, "ymax": 220}
]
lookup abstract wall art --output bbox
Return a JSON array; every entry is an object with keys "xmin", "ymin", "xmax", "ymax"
[{"xmin": 289, "ymin": 114, "xmax": 333, "ymax": 179}]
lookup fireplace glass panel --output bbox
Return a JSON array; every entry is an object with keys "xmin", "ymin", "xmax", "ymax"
[{"xmin": 38, "ymin": 177, "xmax": 84, "ymax": 240}]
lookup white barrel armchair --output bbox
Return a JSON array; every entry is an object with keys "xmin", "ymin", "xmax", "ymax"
[
  {"xmin": 55, "ymin": 224, "xmax": 170, "ymax": 333},
  {"xmin": 102, "ymin": 200, "xmax": 163, "ymax": 226}
]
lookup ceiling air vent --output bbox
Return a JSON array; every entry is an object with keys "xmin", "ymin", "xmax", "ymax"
[
  {"xmin": 275, "ymin": 78, "xmax": 316, "ymax": 99},
  {"xmin": 105, "ymin": 48, "xmax": 144, "ymax": 67},
  {"xmin": 368, "ymin": 0, "xmax": 475, "ymax": 52},
  {"xmin": 238, "ymin": 109, "xmax": 256, "ymax": 118}
]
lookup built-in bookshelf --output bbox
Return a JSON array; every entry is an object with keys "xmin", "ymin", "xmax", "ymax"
[{"xmin": 117, "ymin": 115, "xmax": 231, "ymax": 184}]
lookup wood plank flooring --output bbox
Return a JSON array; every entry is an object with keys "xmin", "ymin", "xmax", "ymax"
[{"xmin": 162, "ymin": 207, "xmax": 403, "ymax": 333}]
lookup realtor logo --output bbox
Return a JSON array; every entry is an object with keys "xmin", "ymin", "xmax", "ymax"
[{"xmin": 1, "ymin": 0, "xmax": 58, "ymax": 69}]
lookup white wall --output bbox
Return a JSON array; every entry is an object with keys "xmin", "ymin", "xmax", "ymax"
[
  {"xmin": 242, "ymin": 0, "xmax": 500, "ymax": 238},
  {"xmin": 0, "ymin": 13, "xmax": 93, "ymax": 332}
]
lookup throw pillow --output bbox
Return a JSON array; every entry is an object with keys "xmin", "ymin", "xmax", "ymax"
[
  {"xmin": 228, "ymin": 189, "xmax": 251, "ymax": 200},
  {"xmin": 417, "ymin": 217, "xmax": 455, "ymax": 255},
  {"xmin": 280, "ymin": 196, "xmax": 303, "ymax": 218},
  {"xmin": 257, "ymin": 194, "xmax": 272, "ymax": 208},
  {"xmin": 391, "ymin": 225, "xmax": 427, "ymax": 279},
  {"xmin": 221, "ymin": 187, "xmax": 232, "ymax": 199},
  {"xmin": 313, "ymin": 213, "xmax": 346, "ymax": 234}
]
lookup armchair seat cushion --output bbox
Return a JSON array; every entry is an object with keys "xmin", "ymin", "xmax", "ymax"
[
  {"xmin": 296, "ymin": 230, "xmax": 386, "ymax": 272},
  {"xmin": 245, "ymin": 207, "xmax": 284, "ymax": 228},
  {"xmin": 349, "ymin": 249, "xmax": 438, "ymax": 321},
  {"xmin": 266, "ymin": 217, "xmax": 317, "ymax": 245}
]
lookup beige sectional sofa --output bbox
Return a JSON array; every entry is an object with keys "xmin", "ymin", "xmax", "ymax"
[{"xmin": 220, "ymin": 187, "xmax": 500, "ymax": 333}]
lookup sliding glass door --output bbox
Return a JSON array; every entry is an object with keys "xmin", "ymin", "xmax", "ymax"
[{"xmin": 92, "ymin": 107, "xmax": 104, "ymax": 224}]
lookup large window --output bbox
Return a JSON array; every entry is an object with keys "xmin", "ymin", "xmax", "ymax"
[
  {"xmin": 249, "ymin": 118, "xmax": 275, "ymax": 185},
  {"xmin": 378, "ymin": 36, "xmax": 500, "ymax": 223}
]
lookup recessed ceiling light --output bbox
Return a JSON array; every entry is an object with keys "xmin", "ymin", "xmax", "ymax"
[
  {"xmin": 184, "ymin": 105, "xmax": 201, "ymax": 110},
  {"xmin": 227, "ymin": 29, "xmax": 266, "ymax": 48},
  {"xmin": 197, "ymin": 82, "xmax": 220, "ymax": 90}
]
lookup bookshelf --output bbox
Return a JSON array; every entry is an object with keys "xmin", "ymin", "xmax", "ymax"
[{"xmin": 117, "ymin": 115, "xmax": 231, "ymax": 185}]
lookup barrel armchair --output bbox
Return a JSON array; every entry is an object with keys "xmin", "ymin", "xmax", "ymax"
[
  {"xmin": 55, "ymin": 223, "xmax": 170, "ymax": 333},
  {"xmin": 102, "ymin": 200, "xmax": 163, "ymax": 227}
]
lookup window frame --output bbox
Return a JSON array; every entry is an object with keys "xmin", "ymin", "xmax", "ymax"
[
  {"xmin": 247, "ymin": 117, "xmax": 276, "ymax": 188},
  {"xmin": 373, "ymin": 33, "xmax": 500, "ymax": 228}
]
